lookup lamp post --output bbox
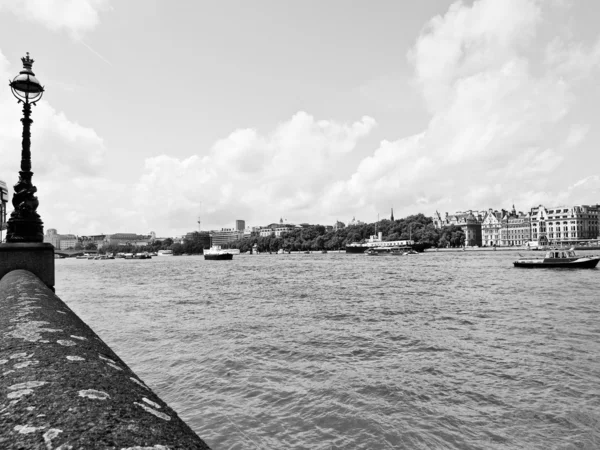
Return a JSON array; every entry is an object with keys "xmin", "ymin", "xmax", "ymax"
[
  {"xmin": 6, "ymin": 52, "xmax": 45, "ymax": 243},
  {"xmin": 0, "ymin": 53, "xmax": 54, "ymax": 290}
]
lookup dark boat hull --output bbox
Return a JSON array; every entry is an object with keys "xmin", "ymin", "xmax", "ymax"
[
  {"xmin": 204, "ymin": 254, "xmax": 233, "ymax": 260},
  {"xmin": 514, "ymin": 257, "xmax": 600, "ymax": 268}
]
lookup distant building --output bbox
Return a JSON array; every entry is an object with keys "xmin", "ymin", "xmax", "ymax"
[
  {"xmin": 210, "ymin": 228, "xmax": 244, "ymax": 246},
  {"xmin": 433, "ymin": 210, "xmax": 484, "ymax": 246},
  {"xmin": 500, "ymin": 206, "xmax": 531, "ymax": 246},
  {"xmin": 235, "ymin": 220, "xmax": 245, "ymax": 232},
  {"xmin": 333, "ymin": 221, "xmax": 345, "ymax": 231},
  {"xmin": 43, "ymin": 229, "xmax": 78, "ymax": 250},
  {"xmin": 80, "ymin": 234, "xmax": 107, "ymax": 249},
  {"xmin": 481, "ymin": 209, "xmax": 505, "ymax": 246},
  {"xmin": 59, "ymin": 234, "xmax": 78, "ymax": 250},
  {"xmin": 530, "ymin": 204, "xmax": 600, "ymax": 245},
  {"xmin": 185, "ymin": 231, "xmax": 211, "ymax": 249},
  {"xmin": 105, "ymin": 233, "xmax": 152, "ymax": 247},
  {"xmin": 258, "ymin": 218, "xmax": 299, "ymax": 237},
  {"xmin": 44, "ymin": 228, "xmax": 60, "ymax": 248},
  {"xmin": 436, "ymin": 204, "xmax": 600, "ymax": 247},
  {"xmin": 348, "ymin": 217, "xmax": 364, "ymax": 226}
]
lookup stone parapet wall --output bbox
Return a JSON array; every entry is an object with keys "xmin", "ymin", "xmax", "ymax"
[{"xmin": 0, "ymin": 269, "xmax": 210, "ymax": 449}]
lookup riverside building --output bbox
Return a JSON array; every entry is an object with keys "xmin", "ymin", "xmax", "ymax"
[
  {"xmin": 210, "ymin": 228, "xmax": 244, "ymax": 246},
  {"xmin": 434, "ymin": 203, "xmax": 600, "ymax": 247},
  {"xmin": 433, "ymin": 210, "xmax": 484, "ymax": 246},
  {"xmin": 258, "ymin": 218, "xmax": 299, "ymax": 237},
  {"xmin": 105, "ymin": 233, "xmax": 153, "ymax": 247},
  {"xmin": 481, "ymin": 209, "xmax": 505, "ymax": 246},
  {"xmin": 530, "ymin": 204, "xmax": 600, "ymax": 246},
  {"xmin": 501, "ymin": 208, "xmax": 532, "ymax": 246},
  {"xmin": 43, "ymin": 229, "xmax": 78, "ymax": 250}
]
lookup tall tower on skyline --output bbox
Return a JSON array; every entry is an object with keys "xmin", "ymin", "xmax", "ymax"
[
  {"xmin": 391, "ymin": 208, "xmax": 394, "ymax": 221},
  {"xmin": 197, "ymin": 216, "xmax": 201, "ymax": 232},
  {"xmin": 236, "ymin": 220, "xmax": 245, "ymax": 231}
]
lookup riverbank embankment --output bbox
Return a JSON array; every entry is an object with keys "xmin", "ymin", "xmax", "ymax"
[
  {"xmin": 0, "ymin": 269, "xmax": 210, "ymax": 449},
  {"xmin": 424, "ymin": 247, "xmax": 530, "ymax": 253},
  {"xmin": 425, "ymin": 246, "xmax": 600, "ymax": 253}
]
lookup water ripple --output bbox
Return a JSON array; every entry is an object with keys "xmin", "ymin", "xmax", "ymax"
[{"xmin": 56, "ymin": 251, "xmax": 600, "ymax": 449}]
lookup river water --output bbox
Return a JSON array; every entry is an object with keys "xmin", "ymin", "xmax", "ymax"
[{"xmin": 55, "ymin": 251, "xmax": 600, "ymax": 449}]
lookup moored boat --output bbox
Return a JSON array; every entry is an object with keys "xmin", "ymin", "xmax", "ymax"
[
  {"xmin": 513, "ymin": 248, "xmax": 600, "ymax": 268},
  {"xmin": 346, "ymin": 232, "xmax": 424, "ymax": 254},
  {"xmin": 204, "ymin": 245, "xmax": 233, "ymax": 260}
]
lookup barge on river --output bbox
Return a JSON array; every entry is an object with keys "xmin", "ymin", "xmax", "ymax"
[
  {"xmin": 513, "ymin": 248, "xmax": 600, "ymax": 268},
  {"xmin": 346, "ymin": 232, "xmax": 425, "ymax": 254}
]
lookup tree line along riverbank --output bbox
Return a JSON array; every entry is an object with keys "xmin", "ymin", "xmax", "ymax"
[
  {"xmin": 92, "ymin": 214, "xmax": 467, "ymax": 256},
  {"xmin": 217, "ymin": 214, "xmax": 465, "ymax": 254}
]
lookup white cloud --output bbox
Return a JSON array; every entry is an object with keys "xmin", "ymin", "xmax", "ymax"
[
  {"xmin": 556, "ymin": 175, "xmax": 600, "ymax": 206},
  {"xmin": 133, "ymin": 112, "xmax": 377, "ymax": 233},
  {"xmin": 321, "ymin": 0, "xmax": 600, "ymax": 219},
  {"xmin": 564, "ymin": 124, "xmax": 589, "ymax": 148},
  {"xmin": 408, "ymin": 0, "xmax": 541, "ymax": 113},
  {"xmin": 120, "ymin": 0, "xmax": 600, "ymax": 233},
  {"xmin": 0, "ymin": 0, "xmax": 110, "ymax": 37}
]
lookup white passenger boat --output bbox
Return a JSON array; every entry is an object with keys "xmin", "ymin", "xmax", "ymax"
[{"xmin": 204, "ymin": 246, "xmax": 233, "ymax": 261}]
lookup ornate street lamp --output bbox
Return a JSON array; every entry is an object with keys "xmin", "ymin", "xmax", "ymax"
[{"xmin": 6, "ymin": 52, "xmax": 45, "ymax": 242}]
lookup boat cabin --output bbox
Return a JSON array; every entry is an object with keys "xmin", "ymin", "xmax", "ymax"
[{"xmin": 545, "ymin": 250, "xmax": 576, "ymax": 259}]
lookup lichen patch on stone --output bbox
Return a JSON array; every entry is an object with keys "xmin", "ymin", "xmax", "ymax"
[
  {"xmin": 57, "ymin": 340, "xmax": 76, "ymax": 346},
  {"xmin": 134, "ymin": 402, "xmax": 171, "ymax": 421},
  {"xmin": 121, "ymin": 446, "xmax": 170, "ymax": 450},
  {"xmin": 0, "ymin": 359, "xmax": 8, "ymax": 365},
  {"xmin": 142, "ymin": 397, "xmax": 162, "ymax": 409},
  {"xmin": 8, "ymin": 321, "xmax": 62, "ymax": 342},
  {"xmin": 14, "ymin": 424, "xmax": 46, "ymax": 434},
  {"xmin": 107, "ymin": 362, "xmax": 123, "ymax": 371},
  {"xmin": 70, "ymin": 335, "xmax": 87, "ymax": 340},
  {"xmin": 14, "ymin": 360, "xmax": 39, "ymax": 369},
  {"xmin": 43, "ymin": 428, "xmax": 63, "ymax": 449},
  {"xmin": 78, "ymin": 389, "xmax": 110, "ymax": 400},
  {"xmin": 130, "ymin": 377, "xmax": 150, "ymax": 389},
  {"xmin": 8, "ymin": 389, "xmax": 33, "ymax": 399},
  {"xmin": 99, "ymin": 354, "xmax": 116, "ymax": 364},
  {"xmin": 9, "ymin": 381, "xmax": 48, "ymax": 390},
  {"xmin": 66, "ymin": 356, "xmax": 85, "ymax": 361}
]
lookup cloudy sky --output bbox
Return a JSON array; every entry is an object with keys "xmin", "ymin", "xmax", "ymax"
[{"xmin": 1, "ymin": 0, "xmax": 600, "ymax": 237}]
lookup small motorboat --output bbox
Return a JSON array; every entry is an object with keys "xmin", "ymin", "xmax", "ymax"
[{"xmin": 513, "ymin": 248, "xmax": 600, "ymax": 268}]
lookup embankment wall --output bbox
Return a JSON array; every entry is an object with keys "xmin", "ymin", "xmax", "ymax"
[{"xmin": 0, "ymin": 269, "xmax": 210, "ymax": 449}]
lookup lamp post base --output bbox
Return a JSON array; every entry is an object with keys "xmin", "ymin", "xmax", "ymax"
[
  {"xmin": 0, "ymin": 242, "xmax": 54, "ymax": 290},
  {"xmin": 5, "ymin": 216, "xmax": 44, "ymax": 243}
]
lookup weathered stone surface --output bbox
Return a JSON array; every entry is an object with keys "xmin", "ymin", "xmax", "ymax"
[
  {"xmin": 0, "ymin": 270, "xmax": 210, "ymax": 449},
  {"xmin": 0, "ymin": 243, "xmax": 55, "ymax": 290}
]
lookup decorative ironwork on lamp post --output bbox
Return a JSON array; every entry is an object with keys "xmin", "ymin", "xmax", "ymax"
[{"xmin": 6, "ymin": 52, "xmax": 45, "ymax": 243}]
